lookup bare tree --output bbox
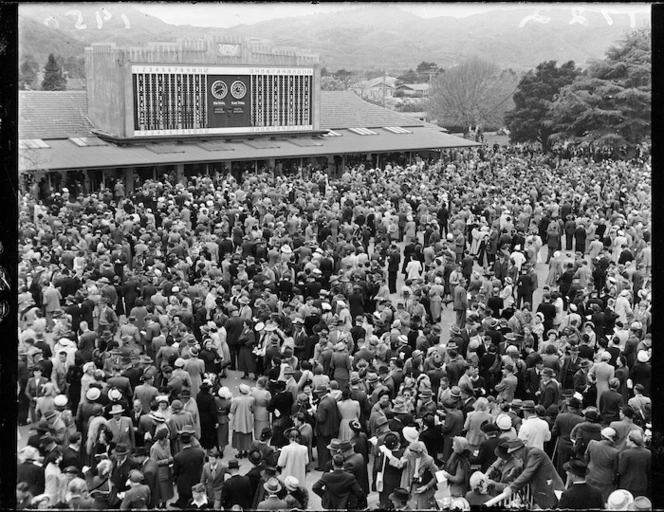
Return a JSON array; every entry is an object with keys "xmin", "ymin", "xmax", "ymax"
[{"xmin": 426, "ymin": 56, "xmax": 518, "ymax": 129}]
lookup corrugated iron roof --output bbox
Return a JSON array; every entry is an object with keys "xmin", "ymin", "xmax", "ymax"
[
  {"xmin": 19, "ymin": 91, "xmax": 94, "ymax": 140},
  {"xmin": 19, "ymin": 126, "xmax": 478, "ymax": 172},
  {"xmin": 320, "ymin": 91, "xmax": 425, "ymax": 130}
]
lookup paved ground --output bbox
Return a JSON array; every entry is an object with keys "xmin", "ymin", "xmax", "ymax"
[{"xmin": 17, "ymin": 236, "xmax": 553, "ymax": 508}]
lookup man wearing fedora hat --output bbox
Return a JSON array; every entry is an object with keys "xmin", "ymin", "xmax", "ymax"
[
  {"xmin": 539, "ymin": 366, "xmax": 560, "ymax": 410},
  {"xmin": 556, "ymin": 458, "xmax": 604, "ymax": 509},
  {"xmin": 389, "ymin": 487, "xmax": 412, "ymax": 510},
  {"xmin": 518, "ymin": 400, "xmax": 551, "ymax": 451},
  {"xmin": 313, "ymin": 384, "xmax": 340, "ymax": 471},
  {"xmin": 257, "ymin": 477, "xmax": 288, "ymax": 510},
  {"xmin": 108, "ymin": 403, "xmax": 135, "ymax": 451},
  {"xmin": 340, "ymin": 437, "xmax": 370, "ymax": 496},
  {"xmin": 491, "ymin": 437, "xmax": 564, "ymax": 509},
  {"xmin": 551, "ymin": 396, "xmax": 584, "ymax": 477},
  {"xmin": 131, "ymin": 446, "xmax": 160, "ymax": 508},
  {"xmin": 110, "ymin": 443, "xmax": 140, "ymax": 496},
  {"xmin": 218, "ymin": 459, "xmax": 252, "ymax": 510},
  {"xmin": 313, "ymin": 453, "xmax": 364, "ymax": 510},
  {"xmin": 172, "ymin": 429, "xmax": 206, "ymax": 508}
]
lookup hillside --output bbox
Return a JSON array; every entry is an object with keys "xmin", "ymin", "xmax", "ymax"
[{"xmin": 19, "ymin": 4, "xmax": 651, "ymax": 72}]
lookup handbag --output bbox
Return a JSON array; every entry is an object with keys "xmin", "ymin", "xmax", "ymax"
[{"xmin": 375, "ymin": 452, "xmax": 387, "ymax": 492}]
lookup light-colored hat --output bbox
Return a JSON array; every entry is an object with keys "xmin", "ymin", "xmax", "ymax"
[
  {"xmin": 601, "ymin": 427, "xmax": 617, "ymax": 441},
  {"xmin": 496, "ymin": 414, "xmax": 512, "ymax": 431},
  {"xmin": 86, "ymin": 388, "xmax": 101, "ymax": 401},
  {"xmin": 402, "ymin": 426, "xmax": 419, "ymax": 443},
  {"xmin": 637, "ymin": 350, "xmax": 649, "ymax": 363},
  {"xmin": 239, "ymin": 383, "xmax": 251, "ymax": 394},
  {"xmin": 54, "ymin": 395, "xmax": 68, "ymax": 407},
  {"xmin": 284, "ymin": 475, "xmax": 299, "ymax": 492},
  {"xmin": 218, "ymin": 386, "xmax": 233, "ymax": 399},
  {"xmin": 607, "ymin": 489, "xmax": 634, "ymax": 510}
]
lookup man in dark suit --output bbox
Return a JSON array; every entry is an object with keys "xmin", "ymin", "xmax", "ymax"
[
  {"xmin": 133, "ymin": 446, "xmax": 160, "ymax": 508},
  {"xmin": 538, "ymin": 367, "xmax": 559, "ymax": 409},
  {"xmin": 419, "ymin": 414, "xmax": 443, "ymax": 464},
  {"xmin": 312, "ymin": 454, "xmax": 364, "ymax": 510},
  {"xmin": 219, "ymin": 459, "xmax": 253, "ymax": 510},
  {"xmin": 441, "ymin": 398, "xmax": 464, "ymax": 463},
  {"xmin": 524, "ymin": 355, "xmax": 543, "ymax": 401},
  {"xmin": 60, "ymin": 432, "xmax": 82, "ymax": 471},
  {"xmin": 555, "ymin": 458, "xmax": 604, "ymax": 509},
  {"xmin": 110, "ymin": 444, "xmax": 140, "ymax": 494},
  {"xmin": 551, "ymin": 397, "xmax": 584, "ymax": 477},
  {"xmin": 314, "ymin": 385, "xmax": 340, "ymax": 470},
  {"xmin": 172, "ymin": 432, "xmax": 206, "ymax": 507}
]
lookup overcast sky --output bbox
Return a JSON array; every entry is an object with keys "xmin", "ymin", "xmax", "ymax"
[{"xmin": 130, "ymin": 3, "xmax": 650, "ymax": 28}]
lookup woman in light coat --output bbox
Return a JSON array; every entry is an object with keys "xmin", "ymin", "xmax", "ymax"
[
  {"xmin": 277, "ymin": 428, "xmax": 309, "ymax": 485},
  {"xmin": 387, "ymin": 441, "xmax": 439, "ymax": 509},
  {"xmin": 230, "ymin": 383, "xmax": 255, "ymax": 457}
]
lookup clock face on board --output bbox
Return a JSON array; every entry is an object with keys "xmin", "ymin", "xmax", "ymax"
[
  {"xmin": 230, "ymin": 80, "xmax": 247, "ymax": 99},
  {"xmin": 211, "ymin": 80, "xmax": 228, "ymax": 100}
]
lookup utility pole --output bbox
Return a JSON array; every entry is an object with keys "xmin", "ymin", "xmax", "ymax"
[{"xmin": 382, "ymin": 71, "xmax": 386, "ymax": 107}]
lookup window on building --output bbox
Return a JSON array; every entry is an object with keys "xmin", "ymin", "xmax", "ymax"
[
  {"xmin": 383, "ymin": 126, "xmax": 412, "ymax": 134},
  {"xmin": 348, "ymin": 128, "xmax": 378, "ymax": 136},
  {"xmin": 18, "ymin": 139, "xmax": 50, "ymax": 149}
]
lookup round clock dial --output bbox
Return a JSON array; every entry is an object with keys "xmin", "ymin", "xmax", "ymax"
[
  {"xmin": 231, "ymin": 80, "xmax": 247, "ymax": 99},
  {"xmin": 211, "ymin": 80, "xmax": 228, "ymax": 100}
]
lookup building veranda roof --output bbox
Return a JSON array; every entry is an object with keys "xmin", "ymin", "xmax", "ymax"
[{"xmin": 19, "ymin": 90, "xmax": 478, "ymax": 172}]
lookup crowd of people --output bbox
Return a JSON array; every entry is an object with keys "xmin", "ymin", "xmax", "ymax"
[{"xmin": 16, "ymin": 142, "xmax": 652, "ymax": 510}]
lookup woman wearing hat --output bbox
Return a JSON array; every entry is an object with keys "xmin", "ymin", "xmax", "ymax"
[
  {"xmin": 375, "ymin": 432, "xmax": 405, "ymax": 509},
  {"xmin": 214, "ymin": 386, "xmax": 233, "ymax": 456},
  {"xmin": 230, "ymin": 383, "xmax": 255, "ymax": 458},
  {"xmin": 149, "ymin": 428, "xmax": 174, "ymax": 507},
  {"xmin": 387, "ymin": 440, "xmax": 439, "ymax": 509}
]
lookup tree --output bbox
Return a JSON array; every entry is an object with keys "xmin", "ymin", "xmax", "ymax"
[
  {"xmin": 426, "ymin": 56, "xmax": 519, "ymax": 129},
  {"xmin": 63, "ymin": 56, "xmax": 86, "ymax": 79},
  {"xmin": 19, "ymin": 54, "xmax": 40, "ymax": 90},
  {"xmin": 548, "ymin": 28, "xmax": 651, "ymax": 147},
  {"xmin": 396, "ymin": 69, "xmax": 418, "ymax": 85},
  {"xmin": 504, "ymin": 60, "xmax": 580, "ymax": 152},
  {"xmin": 41, "ymin": 53, "xmax": 67, "ymax": 91},
  {"xmin": 416, "ymin": 61, "xmax": 440, "ymax": 82}
]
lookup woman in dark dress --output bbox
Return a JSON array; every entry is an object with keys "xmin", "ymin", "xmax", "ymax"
[
  {"xmin": 350, "ymin": 419, "xmax": 370, "ymax": 467},
  {"xmin": 238, "ymin": 320, "xmax": 257, "ymax": 380},
  {"xmin": 196, "ymin": 382, "xmax": 218, "ymax": 450},
  {"xmin": 377, "ymin": 432, "xmax": 405, "ymax": 509}
]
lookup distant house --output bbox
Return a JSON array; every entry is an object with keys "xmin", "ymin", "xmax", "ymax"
[
  {"xmin": 350, "ymin": 75, "xmax": 397, "ymax": 102},
  {"xmin": 396, "ymin": 83, "xmax": 430, "ymax": 97}
]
